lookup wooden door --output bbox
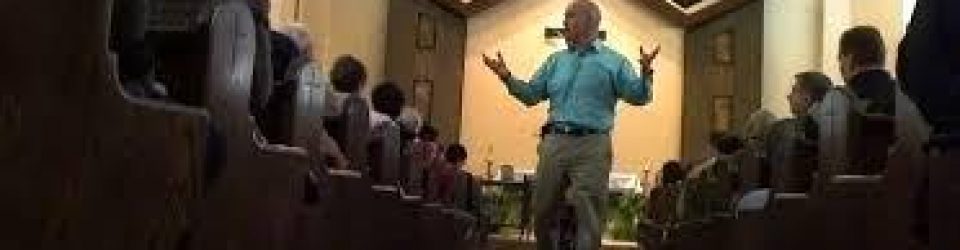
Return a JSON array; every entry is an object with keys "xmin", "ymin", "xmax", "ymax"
[{"xmin": 681, "ymin": 1, "xmax": 763, "ymax": 163}]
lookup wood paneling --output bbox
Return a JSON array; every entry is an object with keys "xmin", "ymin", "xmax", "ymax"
[
  {"xmin": 387, "ymin": 0, "xmax": 466, "ymax": 143},
  {"xmin": 681, "ymin": 0, "xmax": 763, "ymax": 163}
]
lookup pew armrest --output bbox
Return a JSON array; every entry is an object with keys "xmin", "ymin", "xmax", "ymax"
[
  {"xmin": 328, "ymin": 169, "xmax": 362, "ymax": 178},
  {"xmin": 372, "ymin": 185, "xmax": 400, "ymax": 193},
  {"xmin": 260, "ymin": 143, "xmax": 309, "ymax": 158},
  {"xmin": 829, "ymin": 175, "xmax": 884, "ymax": 185},
  {"xmin": 124, "ymin": 96, "xmax": 210, "ymax": 118},
  {"xmin": 773, "ymin": 193, "xmax": 809, "ymax": 200}
]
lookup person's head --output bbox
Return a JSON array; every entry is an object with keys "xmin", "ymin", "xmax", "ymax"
[
  {"xmin": 661, "ymin": 160, "xmax": 684, "ymax": 186},
  {"xmin": 711, "ymin": 133, "xmax": 745, "ymax": 156},
  {"xmin": 329, "ymin": 55, "xmax": 366, "ymax": 93},
  {"xmin": 418, "ymin": 124, "xmax": 439, "ymax": 142},
  {"xmin": 445, "ymin": 143, "xmax": 468, "ymax": 165},
  {"xmin": 788, "ymin": 72, "xmax": 833, "ymax": 115},
  {"xmin": 738, "ymin": 109, "xmax": 775, "ymax": 153},
  {"xmin": 563, "ymin": 0, "xmax": 602, "ymax": 47},
  {"xmin": 250, "ymin": 0, "xmax": 271, "ymax": 22},
  {"xmin": 371, "ymin": 81, "xmax": 406, "ymax": 119},
  {"xmin": 279, "ymin": 24, "xmax": 313, "ymax": 59},
  {"xmin": 839, "ymin": 26, "xmax": 886, "ymax": 81},
  {"xmin": 398, "ymin": 107, "xmax": 423, "ymax": 133}
]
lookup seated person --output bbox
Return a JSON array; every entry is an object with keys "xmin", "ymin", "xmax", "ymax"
[
  {"xmin": 435, "ymin": 144, "xmax": 481, "ymax": 240},
  {"xmin": 434, "ymin": 144, "xmax": 468, "ymax": 205},
  {"xmin": 279, "ymin": 24, "xmax": 348, "ymax": 169},
  {"xmin": 639, "ymin": 161, "xmax": 685, "ymax": 249},
  {"xmin": 738, "ymin": 110, "xmax": 777, "ymax": 190},
  {"xmin": 323, "ymin": 55, "xmax": 370, "ymax": 170},
  {"xmin": 368, "ymin": 82, "xmax": 409, "ymax": 183},
  {"xmin": 369, "ymin": 82, "xmax": 406, "ymax": 129},
  {"xmin": 259, "ymin": 30, "xmax": 300, "ymax": 144},
  {"xmin": 833, "ymin": 26, "xmax": 897, "ymax": 174},
  {"xmin": 683, "ymin": 134, "xmax": 745, "ymax": 220},
  {"xmin": 409, "ymin": 124, "xmax": 442, "ymax": 197},
  {"xmin": 766, "ymin": 72, "xmax": 832, "ymax": 193},
  {"xmin": 323, "ymin": 55, "xmax": 367, "ymax": 123}
]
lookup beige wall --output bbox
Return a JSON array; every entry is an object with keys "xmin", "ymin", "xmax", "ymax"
[
  {"xmin": 270, "ymin": 0, "xmax": 389, "ymax": 86},
  {"xmin": 850, "ymin": 0, "xmax": 905, "ymax": 73},
  {"xmin": 462, "ymin": 0, "xmax": 684, "ymax": 176}
]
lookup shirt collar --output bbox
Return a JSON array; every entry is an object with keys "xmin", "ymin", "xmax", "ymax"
[{"xmin": 567, "ymin": 39, "xmax": 602, "ymax": 55}]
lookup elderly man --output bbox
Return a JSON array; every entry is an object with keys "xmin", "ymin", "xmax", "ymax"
[{"xmin": 482, "ymin": 1, "xmax": 658, "ymax": 249}]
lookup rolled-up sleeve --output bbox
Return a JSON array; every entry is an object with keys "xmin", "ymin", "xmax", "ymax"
[
  {"xmin": 505, "ymin": 55, "xmax": 555, "ymax": 106},
  {"xmin": 614, "ymin": 57, "xmax": 652, "ymax": 106}
]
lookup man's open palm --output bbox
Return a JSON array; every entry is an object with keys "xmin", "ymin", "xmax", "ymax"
[
  {"xmin": 483, "ymin": 52, "xmax": 511, "ymax": 80},
  {"xmin": 638, "ymin": 45, "xmax": 660, "ymax": 74}
]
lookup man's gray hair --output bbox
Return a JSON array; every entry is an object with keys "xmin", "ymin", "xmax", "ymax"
[
  {"xmin": 279, "ymin": 23, "xmax": 313, "ymax": 55},
  {"xmin": 576, "ymin": 0, "xmax": 602, "ymax": 32}
]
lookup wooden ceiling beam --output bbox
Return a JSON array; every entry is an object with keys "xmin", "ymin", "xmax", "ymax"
[
  {"xmin": 430, "ymin": 0, "xmax": 505, "ymax": 17},
  {"xmin": 427, "ymin": 0, "xmax": 757, "ymax": 29},
  {"xmin": 684, "ymin": 0, "xmax": 757, "ymax": 27},
  {"xmin": 636, "ymin": 0, "xmax": 759, "ymax": 28}
]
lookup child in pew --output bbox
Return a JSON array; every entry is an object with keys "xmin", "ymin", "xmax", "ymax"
[{"xmin": 765, "ymin": 72, "xmax": 832, "ymax": 193}]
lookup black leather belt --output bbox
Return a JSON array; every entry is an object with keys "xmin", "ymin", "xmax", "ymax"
[{"xmin": 541, "ymin": 123, "xmax": 605, "ymax": 137}]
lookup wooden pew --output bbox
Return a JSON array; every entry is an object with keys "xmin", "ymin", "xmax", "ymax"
[
  {"xmin": 927, "ymin": 134, "xmax": 960, "ymax": 250},
  {"xmin": 808, "ymin": 87, "xmax": 896, "ymax": 249},
  {"xmin": 0, "ymin": 0, "xmax": 209, "ymax": 249},
  {"xmin": 283, "ymin": 59, "xmax": 350, "ymax": 250},
  {"xmin": 189, "ymin": 2, "xmax": 311, "ymax": 249},
  {"xmin": 724, "ymin": 85, "xmax": 905, "ymax": 250}
]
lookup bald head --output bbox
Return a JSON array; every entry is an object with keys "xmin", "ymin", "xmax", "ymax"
[{"xmin": 564, "ymin": 0, "xmax": 602, "ymax": 46}]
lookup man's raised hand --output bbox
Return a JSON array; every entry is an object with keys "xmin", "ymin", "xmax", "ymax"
[
  {"xmin": 482, "ymin": 51, "xmax": 511, "ymax": 81},
  {"xmin": 638, "ymin": 45, "xmax": 660, "ymax": 75}
]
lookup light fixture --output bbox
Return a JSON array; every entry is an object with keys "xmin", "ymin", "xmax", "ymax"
[{"xmin": 460, "ymin": 0, "xmax": 472, "ymax": 4}]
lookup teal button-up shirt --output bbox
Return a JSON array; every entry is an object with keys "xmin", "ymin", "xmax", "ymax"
[{"xmin": 504, "ymin": 40, "xmax": 652, "ymax": 132}]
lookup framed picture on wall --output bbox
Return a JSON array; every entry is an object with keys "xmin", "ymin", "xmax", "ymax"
[
  {"xmin": 413, "ymin": 79, "xmax": 434, "ymax": 120},
  {"xmin": 713, "ymin": 31, "xmax": 734, "ymax": 64},
  {"xmin": 416, "ymin": 12, "xmax": 436, "ymax": 49},
  {"xmin": 712, "ymin": 95, "xmax": 733, "ymax": 133}
]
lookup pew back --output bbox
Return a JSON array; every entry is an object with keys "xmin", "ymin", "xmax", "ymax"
[
  {"xmin": 0, "ymin": 1, "xmax": 209, "ymax": 249},
  {"xmin": 191, "ymin": 3, "xmax": 310, "ymax": 249}
]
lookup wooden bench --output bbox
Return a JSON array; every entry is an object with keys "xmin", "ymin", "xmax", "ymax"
[
  {"xmin": 0, "ymin": 0, "xmax": 209, "ymax": 249},
  {"xmin": 189, "ymin": 3, "xmax": 311, "ymax": 249},
  {"xmin": 927, "ymin": 133, "xmax": 960, "ymax": 250}
]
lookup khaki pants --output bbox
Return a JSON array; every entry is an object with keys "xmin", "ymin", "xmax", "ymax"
[{"xmin": 533, "ymin": 134, "xmax": 612, "ymax": 250}]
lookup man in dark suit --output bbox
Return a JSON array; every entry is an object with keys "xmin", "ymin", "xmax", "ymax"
[
  {"xmin": 897, "ymin": 0, "xmax": 960, "ymax": 247},
  {"xmin": 836, "ymin": 26, "xmax": 898, "ymax": 174}
]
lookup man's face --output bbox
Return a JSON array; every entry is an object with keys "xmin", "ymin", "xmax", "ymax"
[
  {"xmin": 563, "ymin": 2, "xmax": 592, "ymax": 45},
  {"xmin": 839, "ymin": 53, "xmax": 854, "ymax": 81},
  {"xmin": 788, "ymin": 84, "xmax": 812, "ymax": 115}
]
